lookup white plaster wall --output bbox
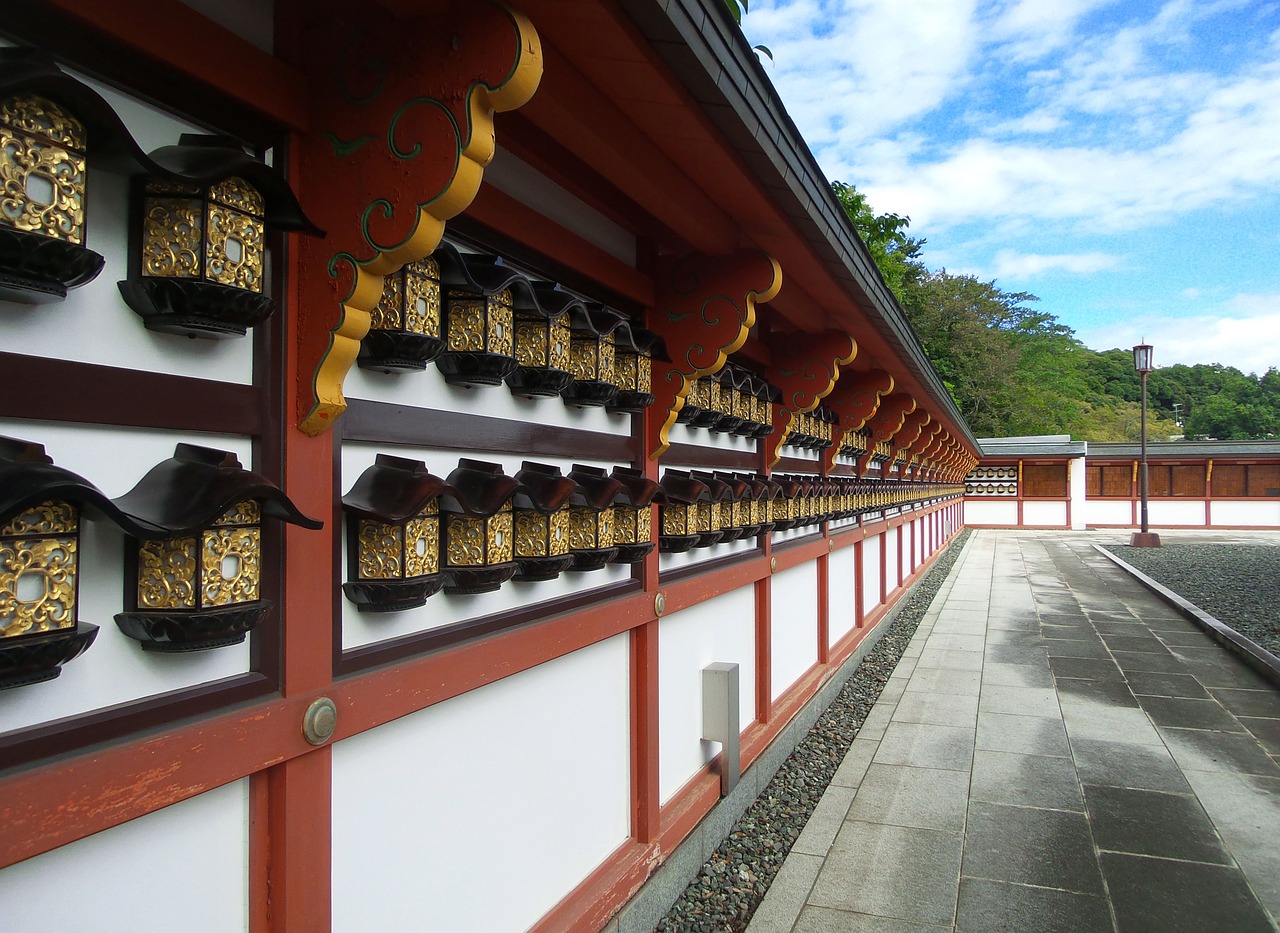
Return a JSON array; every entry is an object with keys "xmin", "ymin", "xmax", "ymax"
[
  {"xmin": 1023, "ymin": 500, "xmax": 1069, "ymax": 527},
  {"xmin": 828, "ymin": 546, "xmax": 857, "ymax": 648},
  {"xmin": 1211, "ymin": 501, "xmax": 1280, "ymax": 527},
  {"xmin": 658, "ymin": 535, "xmax": 760, "ymax": 575},
  {"xmin": 770, "ymin": 562, "xmax": 817, "ymax": 702},
  {"xmin": 487, "ymin": 146, "xmax": 636, "ymax": 265},
  {"xmin": 0, "ymin": 780, "xmax": 249, "ymax": 932},
  {"xmin": 884, "ymin": 526, "xmax": 899, "ymax": 591},
  {"xmin": 332, "ymin": 635, "xmax": 630, "ymax": 933},
  {"xmin": 658, "ymin": 586, "xmax": 756, "ymax": 803},
  {"xmin": 1085, "ymin": 499, "xmax": 1134, "ymax": 526},
  {"xmin": 661, "ymin": 421, "xmax": 759, "ymax": 457},
  {"xmin": 1069, "ymin": 456, "xmax": 1088, "ymax": 529},
  {"xmin": 861, "ymin": 535, "xmax": 881, "ymax": 617},
  {"xmin": 0, "ymin": 420, "xmax": 252, "ymax": 732},
  {"xmin": 1149, "ymin": 500, "xmax": 1209, "ymax": 526},
  {"xmin": 963, "ymin": 499, "xmax": 1019, "ymax": 525},
  {"xmin": 340, "ymin": 443, "xmax": 631, "ymax": 649}
]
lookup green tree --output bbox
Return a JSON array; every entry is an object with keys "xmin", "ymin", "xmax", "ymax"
[{"xmin": 831, "ymin": 181, "xmax": 926, "ymax": 301}]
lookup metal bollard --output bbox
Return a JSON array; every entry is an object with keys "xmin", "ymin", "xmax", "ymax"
[{"xmin": 701, "ymin": 662, "xmax": 740, "ymax": 796}]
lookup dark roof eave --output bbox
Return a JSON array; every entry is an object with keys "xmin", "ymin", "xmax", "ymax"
[{"xmin": 622, "ymin": 0, "xmax": 977, "ymax": 450}]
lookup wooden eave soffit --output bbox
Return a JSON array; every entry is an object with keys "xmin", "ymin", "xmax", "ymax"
[
  {"xmin": 820, "ymin": 368, "xmax": 894, "ymax": 473},
  {"xmin": 762, "ymin": 331, "xmax": 858, "ymax": 469},
  {"xmin": 857, "ymin": 393, "xmax": 917, "ymax": 474},
  {"xmin": 294, "ymin": 0, "xmax": 543, "ymax": 434}
]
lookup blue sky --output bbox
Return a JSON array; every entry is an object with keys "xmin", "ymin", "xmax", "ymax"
[{"xmin": 742, "ymin": 0, "xmax": 1280, "ymax": 375}]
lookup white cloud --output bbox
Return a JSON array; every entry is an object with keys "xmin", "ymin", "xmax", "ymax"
[
  {"xmin": 991, "ymin": 249, "xmax": 1119, "ymax": 277},
  {"xmin": 1079, "ymin": 293, "xmax": 1280, "ymax": 375}
]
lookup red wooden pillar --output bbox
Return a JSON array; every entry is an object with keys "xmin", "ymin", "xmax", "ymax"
[{"xmin": 854, "ymin": 539, "xmax": 865, "ymax": 628}]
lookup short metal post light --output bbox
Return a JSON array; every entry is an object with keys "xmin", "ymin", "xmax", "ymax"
[{"xmin": 1130, "ymin": 343, "xmax": 1161, "ymax": 547}]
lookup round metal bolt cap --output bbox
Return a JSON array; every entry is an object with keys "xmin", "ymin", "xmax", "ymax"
[
  {"xmin": 770, "ymin": 557, "xmax": 778, "ymax": 572},
  {"xmin": 654, "ymin": 591, "xmax": 666, "ymax": 617},
  {"xmin": 303, "ymin": 697, "xmax": 338, "ymax": 746}
]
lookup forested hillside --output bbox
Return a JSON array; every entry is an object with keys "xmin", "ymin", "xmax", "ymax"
[{"xmin": 834, "ymin": 183, "xmax": 1279, "ymax": 442}]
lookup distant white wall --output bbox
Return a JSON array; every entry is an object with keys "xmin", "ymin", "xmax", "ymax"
[
  {"xmin": 332, "ymin": 635, "xmax": 630, "ymax": 933},
  {"xmin": 828, "ymin": 546, "xmax": 857, "ymax": 647},
  {"xmin": 1149, "ymin": 500, "xmax": 1208, "ymax": 526},
  {"xmin": 1212, "ymin": 500, "xmax": 1280, "ymax": 527},
  {"xmin": 0, "ymin": 780, "xmax": 249, "ymax": 932},
  {"xmin": 861, "ymin": 535, "xmax": 881, "ymax": 617},
  {"xmin": 1023, "ymin": 500, "xmax": 1068, "ymax": 527},
  {"xmin": 963, "ymin": 499, "xmax": 1018, "ymax": 526},
  {"xmin": 883, "ymin": 526, "xmax": 899, "ymax": 590},
  {"xmin": 1069, "ymin": 456, "xmax": 1088, "ymax": 528},
  {"xmin": 1085, "ymin": 499, "xmax": 1132, "ymax": 526}
]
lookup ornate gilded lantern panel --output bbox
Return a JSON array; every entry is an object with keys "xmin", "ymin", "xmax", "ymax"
[
  {"xmin": 0, "ymin": 93, "xmax": 104, "ymax": 303},
  {"xmin": 342, "ymin": 455, "xmax": 452, "ymax": 612},
  {"xmin": 563, "ymin": 306, "xmax": 628, "ymax": 408},
  {"xmin": 609, "ymin": 466, "xmax": 663, "ymax": 564},
  {"xmin": 439, "ymin": 459, "xmax": 520, "ymax": 594},
  {"xmin": 435, "ymin": 285, "xmax": 518, "ymax": 388},
  {"xmin": 508, "ymin": 308, "xmax": 574, "ymax": 398},
  {"xmin": 657, "ymin": 469, "xmax": 710, "ymax": 554},
  {"xmin": 112, "ymin": 444, "xmax": 321, "ymax": 652},
  {"xmin": 608, "ymin": 324, "xmax": 665, "ymax": 414},
  {"xmin": 511, "ymin": 461, "xmax": 577, "ymax": 581},
  {"xmin": 565, "ymin": 465, "xmax": 623, "ymax": 570},
  {"xmin": 358, "ymin": 257, "xmax": 444, "ymax": 373}
]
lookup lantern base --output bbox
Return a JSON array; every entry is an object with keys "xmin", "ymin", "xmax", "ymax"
[
  {"xmin": 688, "ymin": 409, "xmax": 723, "ymax": 429},
  {"xmin": 710, "ymin": 415, "xmax": 744, "ymax": 434},
  {"xmin": 694, "ymin": 531, "xmax": 724, "ymax": 548},
  {"xmin": 757, "ymin": 522, "xmax": 777, "ymax": 536},
  {"xmin": 772, "ymin": 518, "xmax": 797, "ymax": 532},
  {"xmin": 343, "ymin": 574, "xmax": 447, "ymax": 611},
  {"xmin": 436, "ymin": 351, "xmax": 519, "ymax": 388},
  {"xmin": 675, "ymin": 404, "xmax": 705, "ymax": 425},
  {"xmin": 0, "ymin": 622, "xmax": 99, "ymax": 690},
  {"xmin": 612, "ymin": 542, "xmax": 655, "ymax": 564},
  {"xmin": 506, "ymin": 366, "xmax": 575, "ymax": 399},
  {"xmin": 752, "ymin": 423, "xmax": 775, "ymax": 439},
  {"xmin": 660, "ymin": 533, "xmax": 699, "ymax": 553},
  {"xmin": 570, "ymin": 547, "xmax": 620, "ymax": 571},
  {"xmin": 114, "ymin": 601, "xmax": 271, "ymax": 652},
  {"xmin": 562, "ymin": 380, "xmax": 618, "ymax": 408},
  {"xmin": 445, "ymin": 562, "xmax": 517, "ymax": 594},
  {"xmin": 118, "ymin": 277, "xmax": 275, "ymax": 339},
  {"xmin": 357, "ymin": 331, "xmax": 446, "ymax": 373},
  {"xmin": 737, "ymin": 524, "xmax": 763, "ymax": 539},
  {"xmin": 718, "ymin": 527, "xmax": 747, "ymax": 542},
  {"xmin": 607, "ymin": 390, "xmax": 655, "ymax": 414},
  {"xmin": 732, "ymin": 420, "xmax": 762, "ymax": 437},
  {"xmin": 0, "ymin": 228, "xmax": 104, "ymax": 305},
  {"xmin": 514, "ymin": 553, "xmax": 575, "ymax": 581}
]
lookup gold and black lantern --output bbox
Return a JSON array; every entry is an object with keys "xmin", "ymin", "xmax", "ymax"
[
  {"xmin": 437, "ymin": 284, "xmax": 516, "ymax": 387},
  {"xmin": 609, "ymin": 466, "xmax": 664, "ymax": 564},
  {"xmin": 511, "ymin": 462, "xmax": 577, "ymax": 581},
  {"xmin": 112, "ymin": 444, "xmax": 321, "ymax": 651},
  {"xmin": 0, "ymin": 91, "xmax": 104, "ymax": 303},
  {"xmin": 677, "ymin": 374, "xmax": 713, "ymax": 425},
  {"xmin": 507, "ymin": 288, "xmax": 576, "ymax": 398},
  {"xmin": 0, "ymin": 436, "xmax": 153, "ymax": 687},
  {"xmin": 608, "ymin": 325, "xmax": 667, "ymax": 414},
  {"xmin": 688, "ymin": 370, "xmax": 727, "ymax": 429},
  {"xmin": 358, "ymin": 257, "xmax": 444, "ymax": 373},
  {"xmin": 759, "ymin": 476, "xmax": 783, "ymax": 534},
  {"xmin": 710, "ymin": 368, "xmax": 745, "ymax": 434},
  {"xmin": 772, "ymin": 476, "xmax": 803, "ymax": 531},
  {"xmin": 439, "ymin": 459, "xmax": 520, "ymax": 594},
  {"xmin": 689, "ymin": 471, "xmax": 732, "ymax": 547},
  {"xmin": 563, "ymin": 306, "xmax": 625, "ymax": 407},
  {"xmin": 657, "ymin": 469, "xmax": 709, "ymax": 553},
  {"xmin": 341, "ymin": 455, "xmax": 452, "ymax": 611},
  {"xmin": 713, "ymin": 472, "xmax": 754, "ymax": 541},
  {"xmin": 565, "ymin": 465, "xmax": 623, "ymax": 571}
]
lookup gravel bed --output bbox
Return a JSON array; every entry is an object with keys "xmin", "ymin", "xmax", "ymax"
[
  {"xmin": 1106, "ymin": 543, "xmax": 1280, "ymax": 657},
  {"xmin": 655, "ymin": 529, "xmax": 972, "ymax": 933}
]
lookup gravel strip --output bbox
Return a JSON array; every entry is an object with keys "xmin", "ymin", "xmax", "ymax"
[
  {"xmin": 1106, "ymin": 544, "xmax": 1280, "ymax": 657},
  {"xmin": 655, "ymin": 529, "xmax": 972, "ymax": 933}
]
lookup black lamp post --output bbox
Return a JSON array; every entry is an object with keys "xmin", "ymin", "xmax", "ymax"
[{"xmin": 1130, "ymin": 343, "xmax": 1161, "ymax": 547}]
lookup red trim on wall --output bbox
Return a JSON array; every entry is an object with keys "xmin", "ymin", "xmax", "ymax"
[
  {"xmin": 630, "ymin": 622, "xmax": 660, "ymax": 844},
  {"xmin": 817, "ymin": 549, "xmax": 831, "ymax": 665}
]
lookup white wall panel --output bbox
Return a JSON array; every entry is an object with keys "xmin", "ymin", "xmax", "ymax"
[
  {"xmin": 828, "ymin": 546, "xmax": 857, "ymax": 647},
  {"xmin": 770, "ymin": 562, "xmax": 817, "ymax": 701},
  {"xmin": 658, "ymin": 586, "xmax": 756, "ymax": 803},
  {"xmin": 1069, "ymin": 457, "xmax": 1088, "ymax": 529},
  {"xmin": 1149, "ymin": 500, "xmax": 1208, "ymax": 526},
  {"xmin": 658, "ymin": 535, "xmax": 759, "ymax": 575},
  {"xmin": 884, "ymin": 526, "xmax": 899, "ymax": 591},
  {"xmin": 1023, "ymin": 500, "xmax": 1068, "ymax": 527},
  {"xmin": 963, "ymin": 499, "xmax": 1019, "ymax": 525},
  {"xmin": 1211, "ymin": 501, "xmax": 1280, "ymax": 527},
  {"xmin": 662, "ymin": 421, "xmax": 758, "ymax": 457},
  {"xmin": 340, "ymin": 444, "xmax": 631, "ymax": 649},
  {"xmin": 332, "ymin": 636, "xmax": 630, "ymax": 933},
  {"xmin": 0, "ymin": 780, "xmax": 249, "ymax": 933},
  {"xmin": 0, "ymin": 420, "xmax": 252, "ymax": 732},
  {"xmin": 1085, "ymin": 499, "xmax": 1133, "ymax": 526},
  {"xmin": 860, "ymin": 535, "xmax": 881, "ymax": 618}
]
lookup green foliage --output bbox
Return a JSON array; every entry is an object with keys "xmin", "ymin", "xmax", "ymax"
[{"xmin": 832, "ymin": 181, "xmax": 1277, "ymax": 441}]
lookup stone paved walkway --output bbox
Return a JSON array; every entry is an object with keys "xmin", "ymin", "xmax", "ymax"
[{"xmin": 748, "ymin": 529, "xmax": 1280, "ymax": 933}]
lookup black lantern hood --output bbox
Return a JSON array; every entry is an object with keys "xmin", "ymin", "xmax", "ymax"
[
  {"xmin": 513, "ymin": 461, "xmax": 577, "ymax": 513},
  {"xmin": 658, "ymin": 469, "xmax": 710, "ymax": 505},
  {"xmin": 713, "ymin": 472, "xmax": 753, "ymax": 502},
  {"xmin": 610, "ymin": 466, "xmax": 666, "ymax": 508},
  {"xmin": 690, "ymin": 470, "xmax": 736, "ymax": 504},
  {"xmin": 341, "ymin": 455, "xmax": 455, "ymax": 523},
  {"xmin": 435, "ymin": 243, "xmax": 583, "ymax": 321},
  {"xmin": 0, "ymin": 436, "xmax": 163, "ymax": 537},
  {"xmin": 439, "ymin": 458, "xmax": 521, "ymax": 517},
  {"xmin": 112, "ymin": 444, "xmax": 323, "ymax": 535},
  {"xmin": 566, "ymin": 464, "xmax": 624, "ymax": 511},
  {"xmin": 0, "ymin": 51, "xmax": 322, "ymax": 236}
]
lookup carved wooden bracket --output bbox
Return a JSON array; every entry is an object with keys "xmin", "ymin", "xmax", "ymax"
[
  {"xmin": 856, "ymin": 393, "xmax": 917, "ymax": 474},
  {"xmin": 645, "ymin": 251, "xmax": 782, "ymax": 459},
  {"xmin": 889, "ymin": 410, "xmax": 932, "ymax": 464},
  {"xmin": 820, "ymin": 368, "xmax": 894, "ymax": 472},
  {"xmin": 761, "ymin": 330, "xmax": 857, "ymax": 468},
  {"xmin": 293, "ymin": 1, "xmax": 544, "ymax": 434},
  {"xmin": 904, "ymin": 421, "xmax": 941, "ymax": 476}
]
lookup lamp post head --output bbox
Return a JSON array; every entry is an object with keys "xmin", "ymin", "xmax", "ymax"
[{"xmin": 1132, "ymin": 343, "xmax": 1154, "ymax": 374}]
